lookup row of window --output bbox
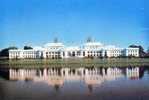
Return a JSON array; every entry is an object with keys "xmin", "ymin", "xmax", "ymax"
[
  {"xmin": 85, "ymin": 46, "xmax": 100, "ymax": 49},
  {"xmin": 10, "ymin": 52, "xmax": 38, "ymax": 55},
  {"xmin": 9, "ymin": 55, "xmax": 19, "ymax": 58},
  {"xmin": 46, "ymin": 52, "xmax": 61, "ymax": 55},
  {"xmin": 23, "ymin": 52, "xmax": 37, "ymax": 54},
  {"xmin": 9, "ymin": 55, "xmax": 38, "ymax": 58},
  {"xmin": 87, "ymin": 51, "xmax": 101, "ymax": 53},
  {"xmin": 23, "ymin": 56, "xmax": 37, "ymax": 58},
  {"xmin": 46, "ymin": 55, "xmax": 61, "ymax": 59},
  {"xmin": 10, "ymin": 52, "xmax": 20, "ymax": 54},
  {"xmin": 127, "ymin": 50, "xmax": 138, "ymax": 52},
  {"xmin": 109, "ymin": 51, "xmax": 122, "ymax": 53}
]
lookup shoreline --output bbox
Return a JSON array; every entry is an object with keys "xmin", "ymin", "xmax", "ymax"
[{"xmin": 0, "ymin": 58, "xmax": 149, "ymax": 68}]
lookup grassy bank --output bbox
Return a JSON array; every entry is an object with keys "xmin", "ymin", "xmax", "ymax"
[{"xmin": 0, "ymin": 58, "xmax": 149, "ymax": 68}]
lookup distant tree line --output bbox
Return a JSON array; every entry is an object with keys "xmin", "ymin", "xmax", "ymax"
[
  {"xmin": 24, "ymin": 46, "xmax": 33, "ymax": 50},
  {"xmin": 0, "ymin": 46, "xmax": 18, "ymax": 58},
  {"xmin": 0, "ymin": 46, "xmax": 33, "ymax": 58},
  {"xmin": 145, "ymin": 47, "xmax": 149, "ymax": 58}
]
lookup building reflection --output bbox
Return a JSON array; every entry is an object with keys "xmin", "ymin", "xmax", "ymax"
[
  {"xmin": 0, "ymin": 66, "xmax": 143, "ymax": 94},
  {"xmin": 8, "ymin": 67, "xmax": 140, "ymax": 85}
]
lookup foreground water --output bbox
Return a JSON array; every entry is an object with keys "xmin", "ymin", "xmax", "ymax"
[{"xmin": 0, "ymin": 66, "xmax": 149, "ymax": 100}]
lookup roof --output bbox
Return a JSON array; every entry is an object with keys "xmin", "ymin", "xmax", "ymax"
[
  {"xmin": 84, "ymin": 42, "xmax": 103, "ymax": 46},
  {"xmin": 65, "ymin": 46, "xmax": 80, "ymax": 51},
  {"xmin": 44, "ymin": 42, "xmax": 64, "ymax": 47},
  {"xmin": 105, "ymin": 45, "xmax": 123, "ymax": 50},
  {"xmin": 33, "ymin": 46, "xmax": 44, "ymax": 50},
  {"xmin": 126, "ymin": 47, "xmax": 139, "ymax": 50}
]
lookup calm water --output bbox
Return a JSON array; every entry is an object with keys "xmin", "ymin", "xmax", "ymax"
[{"xmin": 0, "ymin": 66, "xmax": 149, "ymax": 100}]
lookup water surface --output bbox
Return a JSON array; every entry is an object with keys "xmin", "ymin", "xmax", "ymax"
[{"xmin": 0, "ymin": 66, "xmax": 149, "ymax": 100}]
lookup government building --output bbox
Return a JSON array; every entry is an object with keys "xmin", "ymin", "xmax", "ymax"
[{"xmin": 9, "ymin": 39, "xmax": 139, "ymax": 59}]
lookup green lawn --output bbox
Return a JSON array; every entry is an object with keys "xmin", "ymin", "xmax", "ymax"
[{"xmin": 0, "ymin": 58, "xmax": 149, "ymax": 68}]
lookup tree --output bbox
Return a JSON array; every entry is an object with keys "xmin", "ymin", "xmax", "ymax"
[
  {"xmin": 54, "ymin": 84, "xmax": 60, "ymax": 92},
  {"xmin": 24, "ymin": 46, "xmax": 33, "ymax": 50},
  {"xmin": 147, "ymin": 47, "xmax": 149, "ymax": 53},
  {"xmin": 0, "ymin": 46, "xmax": 18, "ymax": 57},
  {"xmin": 145, "ymin": 47, "xmax": 149, "ymax": 58},
  {"xmin": 88, "ymin": 84, "xmax": 93, "ymax": 94}
]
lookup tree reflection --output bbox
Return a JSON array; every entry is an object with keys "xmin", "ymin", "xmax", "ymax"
[
  {"xmin": 88, "ymin": 84, "xmax": 93, "ymax": 94},
  {"xmin": 54, "ymin": 84, "xmax": 60, "ymax": 92}
]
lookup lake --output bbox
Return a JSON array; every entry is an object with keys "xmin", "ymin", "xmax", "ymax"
[{"xmin": 0, "ymin": 65, "xmax": 149, "ymax": 100}]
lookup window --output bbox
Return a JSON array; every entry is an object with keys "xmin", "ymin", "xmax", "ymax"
[
  {"xmin": 63, "ymin": 52, "xmax": 65, "ymax": 56},
  {"xmin": 83, "ymin": 51, "xmax": 85, "ymax": 56},
  {"xmin": 77, "ymin": 51, "xmax": 81, "ymax": 56}
]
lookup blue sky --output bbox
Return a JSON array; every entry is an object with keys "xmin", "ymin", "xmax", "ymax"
[{"xmin": 0, "ymin": 0, "xmax": 148, "ymax": 50}]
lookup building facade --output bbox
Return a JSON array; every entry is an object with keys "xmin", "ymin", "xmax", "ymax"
[{"xmin": 9, "ymin": 41, "xmax": 139, "ymax": 59}]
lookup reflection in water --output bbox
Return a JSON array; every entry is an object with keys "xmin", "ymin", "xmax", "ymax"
[
  {"xmin": 1, "ymin": 67, "xmax": 141, "ymax": 86},
  {"xmin": 0, "ymin": 66, "xmax": 149, "ymax": 100}
]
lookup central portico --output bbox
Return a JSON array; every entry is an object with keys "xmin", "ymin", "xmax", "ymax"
[{"xmin": 64, "ymin": 46, "xmax": 83, "ymax": 58}]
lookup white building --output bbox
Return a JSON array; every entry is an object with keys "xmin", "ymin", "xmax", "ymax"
[{"xmin": 9, "ymin": 40, "xmax": 139, "ymax": 59}]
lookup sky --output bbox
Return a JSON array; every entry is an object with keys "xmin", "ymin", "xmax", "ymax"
[{"xmin": 0, "ymin": 0, "xmax": 148, "ymax": 50}]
